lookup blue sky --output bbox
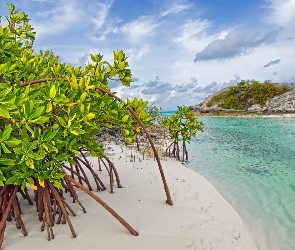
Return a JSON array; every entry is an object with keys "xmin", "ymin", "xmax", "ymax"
[{"xmin": 1, "ymin": 0, "xmax": 295, "ymax": 110}]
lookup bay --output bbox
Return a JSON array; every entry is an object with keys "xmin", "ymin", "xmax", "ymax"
[{"xmin": 184, "ymin": 117, "xmax": 295, "ymax": 250}]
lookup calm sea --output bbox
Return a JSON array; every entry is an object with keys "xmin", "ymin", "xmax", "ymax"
[{"xmin": 163, "ymin": 113, "xmax": 295, "ymax": 250}]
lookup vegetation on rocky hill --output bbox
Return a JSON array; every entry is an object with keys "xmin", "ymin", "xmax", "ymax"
[{"xmin": 207, "ymin": 80, "xmax": 291, "ymax": 110}]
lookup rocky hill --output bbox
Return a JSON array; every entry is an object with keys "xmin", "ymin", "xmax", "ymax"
[{"xmin": 189, "ymin": 82, "xmax": 295, "ymax": 115}]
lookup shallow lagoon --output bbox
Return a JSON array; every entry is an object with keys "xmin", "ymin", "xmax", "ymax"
[{"xmin": 186, "ymin": 117, "xmax": 295, "ymax": 250}]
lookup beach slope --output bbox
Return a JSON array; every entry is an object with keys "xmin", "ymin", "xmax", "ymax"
[{"xmin": 3, "ymin": 144, "xmax": 257, "ymax": 250}]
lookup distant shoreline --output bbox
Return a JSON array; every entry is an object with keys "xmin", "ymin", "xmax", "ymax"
[{"xmin": 193, "ymin": 111, "xmax": 295, "ymax": 118}]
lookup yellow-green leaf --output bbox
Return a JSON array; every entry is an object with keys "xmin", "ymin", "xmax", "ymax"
[
  {"xmin": 0, "ymin": 64, "xmax": 6, "ymax": 74},
  {"xmin": 80, "ymin": 92, "xmax": 87, "ymax": 102},
  {"xmin": 50, "ymin": 85, "xmax": 56, "ymax": 99},
  {"xmin": 1, "ymin": 144, "xmax": 11, "ymax": 154},
  {"xmin": 46, "ymin": 102, "xmax": 52, "ymax": 112},
  {"xmin": 2, "ymin": 124, "xmax": 12, "ymax": 141},
  {"xmin": 0, "ymin": 106, "xmax": 10, "ymax": 119},
  {"xmin": 122, "ymin": 115, "xmax": 129, "ymax": 122},
  {"xmin": 4, "ymin": 138, "xmax": 22, "ymax": 146},
  {"xmin": 57, "ymin": 117, "xmax": 66, "ymax": 126},
  {"xmin": 84, "ymin": 113, "xmax": 95, "ymax": 120}
]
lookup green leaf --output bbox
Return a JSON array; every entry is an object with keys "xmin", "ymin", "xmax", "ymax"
[
  {"xmin": 0, "ymin": 106, "xmax": 10, "ymax": 119},
  {"xmin": 6, "ymin": 176, "xmax": 18, "ymax": 185},
  {"xmin": 54, "ymin": 173, "xmax": 66, "ymax": 179},
  {"xmin": 13, "ymin": 147, "xmax": 22, "ymax": 154},
  {"xmin": 0, "ymin": 26, "xmax": 3, "ymax": 37},
  {"xmin": 50, "ymin": 85, "xmax": 57, "ymax": 99},
  {"xmin": 0, "ymin": 158, "xmax": 15, "ymax": 166},
  {"xmin": 69, "ymin": 128, "xmax": 85, "ymax": 135},
  {"xmin": 45, "ymin": 144, "xmax": 58, "ymax": 153},
  {"xmin": 46, "ymin": 102, "xmax": 52, "ymax": 112},
  {"xmin": 2, "ymin": 124, "xmax": 12, "ymax": 141},
  {"xmin": 80, "ymin": 92, "xmax": 87, "ymax": 102},
  {"xmin": 4, "ymin": 138, "xmax": 22, "ymax": 146},
  {"xmin": 30, "ymin": 116, "xmax": 48, "ymax": 125},
  {"xmin": 52, "ymin": 123, "xmax": 59, "ymax": 129},
  {"xmin": 9, "ymin": 3, "xmax": 15, "ymax": 11},
  {"xmin": 28, "ymin": 141, "xmax": 38, "ymax": 152},
  {"xmin": 1, "ymin": 144, "xmax": 11, "ymax": 154},
  {"xmin": 126, "ymin": 137, "xmax": 133, "ymax": 143},
  {"xmin": 25, "ymin": 124, "xmax": 34, "ymax": 136},
  {"xmin": 28, "ymin": 153, "xmax": 43, "ymax": 160},
  {"xmin": 133, "ymin": 97, "xmax": 138, "ymax": 108},
  {"xmin": 30, "ymin": 106, "xmax": 45, "ymax": 119},
  {"xmin": 84, "ymin": 113, "xmax": 95, "ymax": 120},
  {"xmin": 3, "ymin": 42, "xmax": 13, "ymax": 50},
  {"xmin": 0, "ymin": 64, "xmax": 6, "ymax": 74},
  {"xmin": 43, "ymin": 130, "xmax": 58, "ymax": 142},
  {"xmin": 53, "ymin": 181, "xmax": 63, "ymax": 189},
  {"xmin": 103, "ymin": 123, "xmax": 112, "ymax": 129},
  {"xmin": 23, "ymin": 101, "xmax": 31, "ymax": 118},
  {"xmin": 21, "ymin": 180, "xmax": 26, "ymax": 192},
  {"xmin": 57, "ymin": 117, "xmax": 66, "ymax": 126},
  {"xmin": 121, "ymin": 115, "xmax": 129, "ymax": 122},
  {"xmin": 0, "ymin": 102, "xmax": 17, "ymax": 110}
]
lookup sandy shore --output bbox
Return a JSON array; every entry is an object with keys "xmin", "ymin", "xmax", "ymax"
[{"xmin": 3, "ymin": 143, "xmax": 257, "ymax": 250}]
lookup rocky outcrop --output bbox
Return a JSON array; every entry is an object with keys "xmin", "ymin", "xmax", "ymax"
[{"xmin": 189, "ymin": 84, "xmax": 295, "ymax": 115}]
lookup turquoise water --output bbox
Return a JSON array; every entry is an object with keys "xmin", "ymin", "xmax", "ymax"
[{"xmin": 185, "ymin": 117, "xmax": 295, "ymax": 250}]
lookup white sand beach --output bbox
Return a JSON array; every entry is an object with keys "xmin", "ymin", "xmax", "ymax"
[{"xmin": 2, "ymin": 143, "xmax": 257, "ymax": 250}]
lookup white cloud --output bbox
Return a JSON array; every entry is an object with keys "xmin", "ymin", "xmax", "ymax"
[
  {"xmin": 159, "ymin": 3, "xmax": 191, "ymax": 17},
  {"xmin": 266, "ymin": 0, "xmax": 295, "ymax": 26},
  {"xmin": 174, "ymin": 19, "xmax": 210, "ymax": 44},
  {"xmin": 173, "ymin": 19, "xmax": 230, "ymax": 54},
  {"xmin": 33, "ymin": 0, "xmax": 84, "ymax": 36},
  {"xmin": 91, "ymin": 1, "xmax": 113, "ymax": 29},
  {"xmin": 121, "ymin": 17, "xmax": 161, "ymax": 44},
  {"xmin": 265, "ymin": 0, "xmax": 295, "ymax": 37},
  {"xmin": 136, "ymin": 46, "xmax": 150, "ymax": 59}
]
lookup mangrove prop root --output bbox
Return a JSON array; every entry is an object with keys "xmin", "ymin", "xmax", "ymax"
[
  {"xmin": 64, "ymin": 179, "xmax": 86, "ymax": 213},
  {"xmin": 41, "ymin": 186, "xmax": 54, "ymax": 240},
  {"xmin": 0, "ymin": 186, "xmax": 18, "ymax": 249},
  {"xmin": 100, "ymin": 158, "xmax": 110, "ymax": 175},
  {"xmin": 63, "ymin": 164, "xmax": 88, "ymax": 187},
  {"xmin": 98, "ymin": 159, "xmax": 102, "ymax": 171},
  {"xmin": 99, "ymin": 158, "xmax": 113, "ymax": 193},
  {"xmin": 47, "ymin": 181, "xmax": 77, "ymax": 238},
  {"xmin": 165, "ymin": 142, "xmax": 174, "ymax": 157},
  {"xmin": 74, "ymin": 160, "xmax": 93, "ymax": 191},
  {"xmin": 104, "ymin": 156, "xmax": 123, "ymax": 188},
  {"xmin": 75, "ymin": 156, "xmax": 106, "ymax": 191},
  {"xmin": 65, "ymin": 175, "xmax": 139, "ymax": 236},
  {"xmin": 12, "ymin": 198, "xmax": 27, "ymax": 236},
  {"xmin": 79, "ymin": 150, "xmax": 116, "ymax": 190}
]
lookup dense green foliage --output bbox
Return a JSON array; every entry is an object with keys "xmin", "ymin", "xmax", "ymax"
[
  {"xmin": 163, "ymin": 106, "xmax": 204, "ymax": 143},
  {"xmin": 0, "ymin": 4, "xmax": 152, "ymax": 190},
  {"xmin": 206, "ymin": 80, "xmax": 291, "ymax": 110},
  {"xmin": 161, "ymin": 106, "xmax": 203, "ymax": 161}
]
